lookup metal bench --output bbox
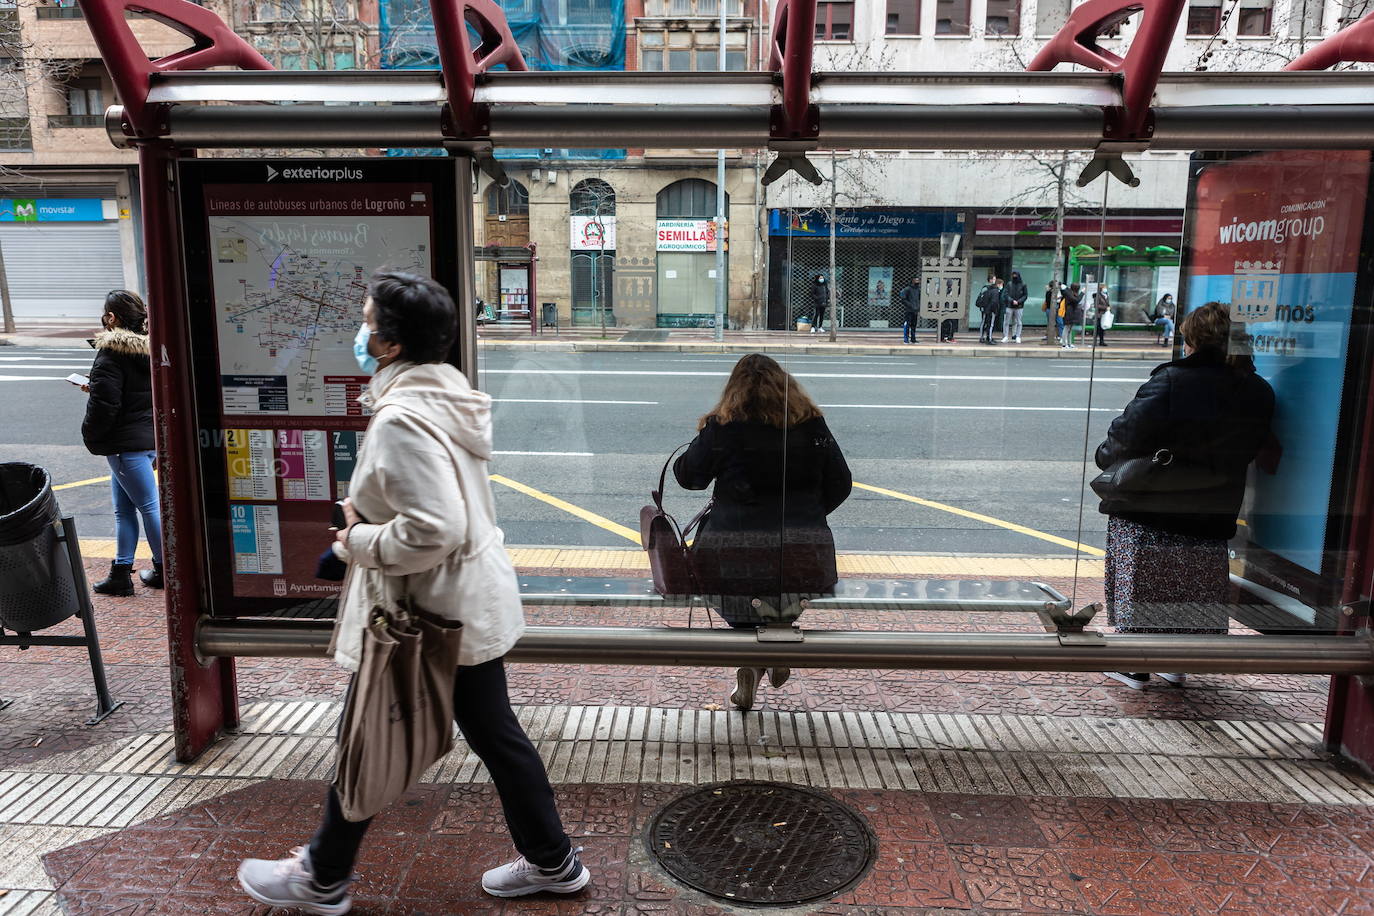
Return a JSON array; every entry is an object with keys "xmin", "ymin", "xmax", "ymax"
[{"xmin": 195, "ymin": 575, "xmax": 1370, "ymax": 678}]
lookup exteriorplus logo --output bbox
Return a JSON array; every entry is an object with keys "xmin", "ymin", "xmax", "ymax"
[
  {"xmin": 1218, "ymin": 200, "xmax": 1327, "ymax": 246},
  {"xmin": 270, "ymin": 166, "xmax": 365, "ymax": 181}
]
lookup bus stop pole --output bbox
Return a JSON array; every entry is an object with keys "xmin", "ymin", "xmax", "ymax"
[
  {"xmin": 453, "ymin": 155, "xmax": 480, "ymax": 387},
  {"xmin": 140, "ymin": 142, "xmax": 240, "ymax": 762}
]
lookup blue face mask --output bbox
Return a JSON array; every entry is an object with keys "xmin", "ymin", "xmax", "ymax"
[{"xmin": 353, "ymin": 323, "xmax": 378, "ymax": 375}]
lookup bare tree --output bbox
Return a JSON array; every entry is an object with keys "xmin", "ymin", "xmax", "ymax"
[{"xmin": 768, "ymin": 40, "xmax": 897, "ymax": 341}]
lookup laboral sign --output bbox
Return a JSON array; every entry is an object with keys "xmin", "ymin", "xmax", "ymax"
[
  {"xmin": 570, "ymin": 215, "xmax": 616, "ymax": 251},
  {"xmin": 657, "ymin": 219, "xmax": 724, "ymax": 251}
]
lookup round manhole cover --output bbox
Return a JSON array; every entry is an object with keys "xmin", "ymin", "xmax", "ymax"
[{"xmin": 647, "ymin": 781, "xmax": 877, "ymax": 907}]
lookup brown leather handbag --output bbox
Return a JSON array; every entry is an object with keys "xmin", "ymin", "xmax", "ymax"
[{"xmin": 640, "ymin": 446, "xmax": 712, "ymax": 596}]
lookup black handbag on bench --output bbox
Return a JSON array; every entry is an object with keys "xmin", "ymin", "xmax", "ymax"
[{"xmin": 640, "ymin": 446, "xmax": 712, "ymax": 597}]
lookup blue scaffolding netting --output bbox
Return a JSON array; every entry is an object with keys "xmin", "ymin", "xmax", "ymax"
[{"xmin": 380, "ymin": 0, "xmax": 626, "ymax": 160}]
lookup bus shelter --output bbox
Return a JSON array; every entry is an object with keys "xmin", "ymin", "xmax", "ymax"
[{"xmin": 74, "ymin": 0, "xmax": 1374, "ymax": 769}]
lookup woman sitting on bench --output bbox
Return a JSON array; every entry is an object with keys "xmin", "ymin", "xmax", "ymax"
[{"xmin": 673, "ymin": 353, "xmax": 853, "ymax": 711}]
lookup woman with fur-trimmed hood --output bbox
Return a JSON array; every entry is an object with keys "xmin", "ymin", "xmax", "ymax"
[{"xmin": 82, "ymin": 290, "xmax": 163, "ymax": 596}]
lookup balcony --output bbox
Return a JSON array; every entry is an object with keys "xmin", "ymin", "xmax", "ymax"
[
  {"xmin": 36, "ymin": 5, "xmax": 84, "ymax": 18},
  {"xmin": 642, "ymin": 0, "xmax": 743, "ymax": 17},
  {"xmin": 48, "ymin": 114, "xmax": 103, "ymax": 128}
]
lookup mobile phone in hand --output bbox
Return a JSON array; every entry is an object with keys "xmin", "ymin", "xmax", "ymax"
[
  {"xmin": 66, "ymin": 373, "xmax": 89, "ymax": 387},
  {"xmin": 331, "ymin": 500, "xmax": 348, "ymax": 530}
]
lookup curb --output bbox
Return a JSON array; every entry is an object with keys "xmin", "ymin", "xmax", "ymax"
[
  {"xmin": 0, "ymin": 336, "xmax": 95, "ymax": 348},
  {"xmin": 477, "ymin": 338, "xmax": 1170, "ymax": 360}
]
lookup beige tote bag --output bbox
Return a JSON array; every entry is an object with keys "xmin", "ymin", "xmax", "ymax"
[{"xmin": 333, "ymin": 572, "xmax": 463, "ymax": 822}]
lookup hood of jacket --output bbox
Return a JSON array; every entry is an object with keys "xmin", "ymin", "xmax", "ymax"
[
  {"xmin": 93, "ymin": 327, "xmax": 149, "ymax": 357},
  {"xmin": 361, "ymin": 360, "xmax": 493, "ymax": 461}
]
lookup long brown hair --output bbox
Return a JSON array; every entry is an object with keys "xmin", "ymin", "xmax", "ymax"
[{"xmin": 698, "ymin": 353, "xmax": 823, "ymax": 430}]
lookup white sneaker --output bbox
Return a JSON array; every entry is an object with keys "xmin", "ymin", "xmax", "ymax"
[
  {"xmin": 482, "ymin": 846, "xmax": 591, "ymax": 898},
  {"xmin": 1157, "ymin": 673, "xmax": 1187, "ymax": 686},
  {"xmin": 1014, "ymin": 337, "xmax": 1021, "ymax": 343},
  {"xmin": 237, "ymin": 847, "xmax": 352, "ymax": 915},
  {"xmin": 1000, "ymin": 337, "xmax": 1009, "ymax": 343}
]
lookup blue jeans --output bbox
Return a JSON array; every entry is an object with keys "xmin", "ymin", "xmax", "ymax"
[
  {"xmin": 107, "ymin": 451, "xmax": 163, "ymax": 565},
  {"xmin": 1055, "ymin": 314, "xmax": 1065, "ymax": 337},
  {"xmin": 1154, "ymin": 316, "xmax": 1175, "ymax": 339},
  {"xmin": 903, "ymin": 311, "xmax": 920, "ymax": 342}
]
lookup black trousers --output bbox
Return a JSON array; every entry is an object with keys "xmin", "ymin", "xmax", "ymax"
[
  {"xmin": 308, "ymin": 657, "xmax": 570, "ymax": 886},
  {"xmin": 940, "ymin": 318, "xmax": 958, "ymax": 340}
]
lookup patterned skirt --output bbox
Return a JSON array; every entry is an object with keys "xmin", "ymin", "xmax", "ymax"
[{"xmin": 1105, "ymin": 515, "xmax": 1230, "ymax": 634}]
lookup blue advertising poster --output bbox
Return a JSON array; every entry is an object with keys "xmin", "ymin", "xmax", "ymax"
[{"xmin": 1186, "ymin": 151, "xmax": 1370, "ymax": 579}]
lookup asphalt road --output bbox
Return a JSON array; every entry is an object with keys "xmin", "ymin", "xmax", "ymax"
[{"xmin": 0, "ymin": 346, "xmax": 1153, "ymax": 556}]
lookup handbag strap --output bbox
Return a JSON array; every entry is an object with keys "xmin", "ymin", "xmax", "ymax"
[{"xmin": 654, "ymin": 443, "xmax": 692, "ymax": 510}]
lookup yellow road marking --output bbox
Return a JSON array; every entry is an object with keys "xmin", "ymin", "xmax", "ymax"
[
  {"xmin": 53, "ymin": 475, "xmax": 111, "ymax": 491},
  {"xmin": 852, "ymin": 481, "xmax": 1107, "ymax": 558},
  {"xmin": 490, "ymin": 473, "xmax": 643, "ymax": 546}
]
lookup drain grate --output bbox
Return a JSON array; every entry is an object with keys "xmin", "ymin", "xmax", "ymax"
[{"xmin": 647, "ymin": 781, "xmax": 877, "ymax": 907}]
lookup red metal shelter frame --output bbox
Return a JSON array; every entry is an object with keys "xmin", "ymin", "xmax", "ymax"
[{"xmin": 74, "ymin": 0, "xmax": 1374, "ymax": 763}]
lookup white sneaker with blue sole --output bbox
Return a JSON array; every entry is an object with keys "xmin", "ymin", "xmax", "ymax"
[{"xmin": 482, "ymin": 846, "xmax": 591, "ymax": 898}]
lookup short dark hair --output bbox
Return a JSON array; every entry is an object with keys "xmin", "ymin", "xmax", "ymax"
[
  {"xmin": 367, "ymin": 271, "xmax": 457, "ymax": 364},
  {"xmin": 104, "ymin": 290, "xmax": 147, "ymax": 334}
]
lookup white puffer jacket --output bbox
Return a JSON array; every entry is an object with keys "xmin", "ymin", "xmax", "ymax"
[{"xmin": 330, "ymin": 359, "xmax": 523, "ymax": 670}]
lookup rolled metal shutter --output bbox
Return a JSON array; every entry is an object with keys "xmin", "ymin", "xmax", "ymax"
[{"xmin": 0, "ymin": 222, "xmax": 125, "ymax": 320}]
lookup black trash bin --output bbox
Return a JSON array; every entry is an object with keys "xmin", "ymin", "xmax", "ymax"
[
  {"xmin": 0, "ymin": 463, "xmax": 79, "ymax": 632},
  {"xmin": 541, "ymin": 302, "xmax": 558, "ymax": 328}
]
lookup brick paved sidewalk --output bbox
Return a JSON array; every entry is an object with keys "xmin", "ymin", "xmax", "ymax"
[{"xmin": 0, "ymin": 559, "xmax": 1369, "ymax": 914}]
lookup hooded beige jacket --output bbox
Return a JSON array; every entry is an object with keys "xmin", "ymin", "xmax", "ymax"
[{"xmin": 331, "ymin": 359, "xmax": 523, "ymax": 670}]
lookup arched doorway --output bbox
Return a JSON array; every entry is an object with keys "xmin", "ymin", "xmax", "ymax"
[
  {"xmin": 570, "ymin": 178, "xmax": 615, "ymax": 328},
  {"xmin": 656, "ymin": 178, "xmax": 728, "ymax": 328},
  {"xmin": 482, "ymin": 179, "xmax": 530, "ymax": 316}
]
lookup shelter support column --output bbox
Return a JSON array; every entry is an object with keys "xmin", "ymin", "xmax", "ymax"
[
  {"xmin": 141, "ymin": 143, "xmax": 239, "ymax": 761},
  {"xmin": 453, "ymin": 155, "xmax": 479, "ymax": 386}
]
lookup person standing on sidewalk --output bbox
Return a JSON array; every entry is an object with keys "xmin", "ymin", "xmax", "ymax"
[
  {"xmin": 976, "ymin": 275, "xmax": 1003, "ymax": 345},
  {"xmin": 1093, "ymin": 284, "xmax": 1112, "ymax": 347},
  {"xmin": 1094, "ymin": 303, "xmax": 1274, "ymax": 691},
  {"xmin": 1061, "ymin": 283, "xmax": 1085, "ymax": 349},
  {"xmin": 81, "ymin": 290, "xmax": 162, "ymax": 596},
  {"xmin": 898, "ymin": 278, "xmax": 920, "ymax": 343},
  {"xmin": 1001, "ymin": 271, "xmax": 1027, "ymax": 344},
  {"xmin": 1043, "ymin": 282, "xmax": 1060, "ymax": 345},
  {"xmin": 238, "ymin": 272, "xmax": 589, "ymax": 914},
  {"xmin": 811, "ymin": 274, "xmax": 829, "ymax": 333}
]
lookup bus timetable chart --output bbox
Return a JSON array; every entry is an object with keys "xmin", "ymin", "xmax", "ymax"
[{"xmin": 207, "ymin": 183, "xmax": 434, "ymax": 418}]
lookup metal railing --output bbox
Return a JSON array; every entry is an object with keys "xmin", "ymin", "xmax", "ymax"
[
  {"xmin": 35, "ymin": 5, "xmax": 84, "ymax": 17},
  {"xmin": 642, "ymin": 0, "xmax": 743, "ymax": 17}
]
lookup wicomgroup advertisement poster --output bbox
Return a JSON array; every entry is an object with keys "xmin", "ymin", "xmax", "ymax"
[{"xmin": 1185, "ymin": 150, "xmax": 1370, "ymax": 592}]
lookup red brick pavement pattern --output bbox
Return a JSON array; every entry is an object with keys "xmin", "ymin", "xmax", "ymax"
[
  {"xmin": 42, "ymin": 780, "xmax": 1374, "ymax": 914},
  {"xmin": 0, "ymin": 560, "xmax": 1333, "ymax": 769}
]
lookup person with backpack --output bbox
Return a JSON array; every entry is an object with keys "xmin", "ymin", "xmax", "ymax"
[
  {"xmin": 898, "ymin": 279, "xmax": 920, "ymax": 343},
  {"xmin": 976, "ymin": 275, "xmax": 1003, "ymax": 345},
  {"xmin": 1001, "ymin": 271, "xmax": 1028, "ymax": 344}
]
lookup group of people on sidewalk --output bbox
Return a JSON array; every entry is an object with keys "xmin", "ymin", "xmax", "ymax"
[{"xmin": 71, "ymin": 273, "xmax": 1273, "ymax": 914}]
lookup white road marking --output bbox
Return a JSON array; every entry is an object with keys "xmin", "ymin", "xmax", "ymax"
[
  {"xmin": 0, "ymin": 375, "xmax": 67, "ymax": 381},
  {"xmin": 482, "ymin": 368, "xmax": 1149, "ymax": 383},
  {"xmin": 493, "ymin": 450, "xmax": 595, "ymax": 457},
  {"xmin": 822, "ymin": 403, "xmax": 1124, "ymax": 412},
  {"xmin": 491, "ymin": 398, "xmax": 658, "ymax": 405}
]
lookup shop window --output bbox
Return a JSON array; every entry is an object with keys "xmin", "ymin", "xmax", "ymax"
[
  {"xmin": 816, "ymin": 1, "xmax": 854, "ymax": 39},
  {"xmin": 985, "ymin": 0, "xmax": 1019, "ymax": 34},
  {"xmin": 571, "ymin": 178, "xmax": 616, "ymax": 217},
  {"xmin": 886, "ymin": 0, "xmax": 919, "ymax": 34},
  {"xmin": 1236, "ymin": 0, "xmax": 1271, "ymax": 34},
  {"xmin": 657, "ymin": 179, "xmax": 724, "ymax": 218},
  {"xmin": 1035, "ymin": 0, "xmax": 1071, "ymax": 35},
  {"xmin": 935, "ymin": 0, "xmax": 970, "ymax": 34},
  {"xmin": 486, "ymin": 179, "xmax": 529, "ymax": 217},
  {"xmin": 1186, "ymin": 0, "xmax": 1222, "ymax": 34}
]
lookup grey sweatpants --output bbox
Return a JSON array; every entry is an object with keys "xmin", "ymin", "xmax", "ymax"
[{"xmin": 1002, "ymin": 307, "xmax": 1023, "ymax": 340}]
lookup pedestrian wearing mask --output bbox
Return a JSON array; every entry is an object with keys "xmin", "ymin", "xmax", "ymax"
[
  {"xmin": 82, "ymin": 290, "xmax": 162, "ymax": 595},
  {"xmin": 1001, "ymin": 271, "xmax": 1028, "ymax": 344},
  {"xmin": 811, "ymin": 274, "xmax": 829, "ymax": 333},
  {"xmin": 1093, "ymin": 284, "xmax": 1112, "ymax": 347},
  {"xmin": 1093, "ymin": 303, "xmax": 1275, "ymax": 691},
  {"xmin": 1061, "ymin": 283, "xmax": 1085, "ymax": 349},
  {"xmin": 1153, "ymin": 293, "xmax": 1176, "ymax": 346},
  {"xmin": 976, "ymin": 275, "xmax": 1003, "ymax": 345},
  {"xmin": 898, "ymin": 278, "xmax": 920, "ymax": 344},
  {"xmin": 238, "ymin": 272, "xmax": 588, "ymax": 914}
]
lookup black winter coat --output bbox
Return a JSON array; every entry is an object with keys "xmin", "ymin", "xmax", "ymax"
[
  {"xmin": 674, "ymin": 417, "xmax": 852, "ymax": 594},
  {"xmin": 1062, "ymin": 288, "xmax": 1086, "ymax": 324},
  {"xmin": 899, "ymin": 284, "xmax": 920, "ymax": 314},
  {"xmin": 1005, "ymin": 279, "xmax": 1028, "ymax": 308},
  {"xmin": 1094, "ymin": 349, "xmax": 1275, "ymax": 539},
  {"xmin": 82, "ymin": 328, "xmax": 155, "ymax": 456}
]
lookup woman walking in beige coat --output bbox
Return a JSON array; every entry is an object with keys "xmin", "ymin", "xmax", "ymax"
[{"xmin": 238, "ymin": 272, "xmax": 588, "ymax": 914}]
